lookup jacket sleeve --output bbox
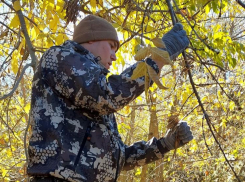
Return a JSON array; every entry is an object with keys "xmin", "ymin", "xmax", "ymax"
[
  {"xmin": 40, "ymin": 46, "xmax": 159, "ymax": 116},
  {"xmin": 122, "ymin": 137, "xmax": 170, "ymax": 171}
]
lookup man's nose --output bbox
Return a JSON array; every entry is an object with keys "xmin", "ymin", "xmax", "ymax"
[{"xmin": 111, "ymin": 52, "xmax": 117, "ymax": 61}]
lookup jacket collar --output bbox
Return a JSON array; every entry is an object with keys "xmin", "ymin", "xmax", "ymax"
[{"xmin": 62, "ymin": 40, "xmax": 109, "ymax": 75}]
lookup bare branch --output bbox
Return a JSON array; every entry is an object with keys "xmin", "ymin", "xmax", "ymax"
[
  {"xmin": 14, "ymin": 3, "xmax": 37, "ymax": 69},
  {"xmin": 236, "ymin": 0, "xmax": 245, "ymax": 9},
  {"xmin": 0, "ymin": 21, "xmax": 20, "ymax": 35},
  {"xmin": 0, "ymin": 1, "xmax": 38, "ymax": 101},
  {"xmin": 0, "ymin": 63, "xmax": 33, "ymax": 100}
]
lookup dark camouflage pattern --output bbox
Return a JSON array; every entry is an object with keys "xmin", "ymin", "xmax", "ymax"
[{"xmin": 27, "ymin": 40, "xmax": 169, "ymax": 182}]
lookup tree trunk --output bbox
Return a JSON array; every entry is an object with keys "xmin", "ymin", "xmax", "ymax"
[
  {"xmin": 140, "ymin": 165, "xmax": 148, "ymax": 182},
  {"xmin": 140, "ymin": 94, "xmax": 162, "ymax": 181}
]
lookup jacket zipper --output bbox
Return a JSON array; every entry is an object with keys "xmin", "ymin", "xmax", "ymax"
[
  {"xmin": 74, "ymin": 124, "xmax": 92, "ymax": 167},
  {"xmin": 114, "ymin": 146, "xmax": 120, "ymax": 182}
]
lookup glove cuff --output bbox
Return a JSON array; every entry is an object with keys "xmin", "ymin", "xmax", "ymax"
[
  {"xmin": 156, "ymin": 138, "xmax": 170, "ymax": 154},
  {"xmin": 146, "ymin": 57, "xmax": 160, "ymax": 74}
]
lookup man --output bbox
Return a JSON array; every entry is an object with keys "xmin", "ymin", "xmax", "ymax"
[{"xmin": 27, "ymin": 15, "xmax": 193, "ymax": 182}]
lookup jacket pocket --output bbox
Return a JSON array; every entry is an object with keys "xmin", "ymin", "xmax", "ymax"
[{"xmin": 74, "ymin": 124, "xmax": 92, "ymax": 167}]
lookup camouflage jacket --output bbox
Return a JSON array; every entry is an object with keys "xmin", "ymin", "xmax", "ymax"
[{"xmin": 27, "ymin": 40, "xmax": 169, "ymax": 182}]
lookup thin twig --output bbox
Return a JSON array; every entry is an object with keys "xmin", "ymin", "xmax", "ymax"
[
  {"xmin": 181, "ymin": 104, "xmax": 199, "ymax": 121},
  {"xmin": 179, "ymin": 92, "xmax": 194, "ymax": 112},
  {"xmin": 0, "ymin": 21, "xmax": 20, "ymax": 35},
  {"xmin": 0, "ymin": 63, "xmax": 32, "ymax": 100},
  {"xmin": 202, "ymin": 116, "xmax": 213, "ymax": 155}
]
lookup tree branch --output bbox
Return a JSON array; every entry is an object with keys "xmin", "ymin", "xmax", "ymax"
[
  {"xmin": 0, "ymin": 21, "xmax": 20, "ymax": 35},
  {"xmin": 236, "ymin": 0, "xmax": 245, "ymax": 9},
  {"xmin": 0, "ymin": 63, "xmax": 33, "ymax": 100},
  {"xmin": 170, "ymin": 0, "xmax": 241, "ymax": 181},
  {"xmin": 14, "ymin": 2, "xmax": 37, "ymax": 69},
  {"xmin": 172, "ymin": 1, "xmax": 220, "ymax": 54},
  {"xmin": 0, "ymin": 1, "xmax": 37, "ymax": 100}
]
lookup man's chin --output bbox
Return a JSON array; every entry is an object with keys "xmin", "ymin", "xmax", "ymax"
[{"xmin": 106, "ymin": 64, "xmax": 111, "ymax": 70}]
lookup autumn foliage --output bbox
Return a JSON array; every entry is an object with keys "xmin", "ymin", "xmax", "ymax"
[{"xmin": 0, "ymin": 0, "xmax": 245, "ymax": 181}]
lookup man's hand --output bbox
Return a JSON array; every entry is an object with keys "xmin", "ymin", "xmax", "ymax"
[
  {"xmin": 163, "ymin": 121, "xmax": 193, "ymax": 150},
  {"xmin": 161, "ymin": 23, "xmax": 189, "ymax": 60}
]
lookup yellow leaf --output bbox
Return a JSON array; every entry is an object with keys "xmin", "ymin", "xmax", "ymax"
[
  {"xmin": 99, "ymin": 0, "xmax": 103, "ymax": 5},
  {"xmin": 49, "ymin": 14, "xmax": 59, "ymax": 33},
  {"xmin": 150, "ymin": 47, "xmax": 172, "ymax": 65},
  {"xmin": 0, "ymin": 138, "xmax": 5, "ymax": 145},
  {"xmin": 131, "ymin": 62, "xmax": 146, "ymax": 79},
  {"xmin": 11, "ymin": 51, "xmax": 19, "ymax": 74},
  {"xmin": 190, "ymin": 140, "xmax": 198, "ymax": 152},
  {"xmin": 90, "ymin": 0, "xmax": 97, "ymax": 12},
  {"xmin": 146, "ymin": 25, "xmax": 154, "ymax": 32},
  {"xmin": 18, "ymin": 40, "xmax": 25, "ymax": 53},
  {"xmin": 47, "ymin": 37, "xmax": 54, "ymax": 48},
  {"xmin": 13, "ymin": 0, "xmax": 21, "ymax": 11},
  {"xmin": 7, "ymin": 149, "xmax": 12, "ymax": 157},
  {"xmin": 56, "ymin": 0, "xmax": 65, "ymax": 12},
  {"xmin": 47, "ymin": 0, "xmax": 54, "ymax": 11},
  {"xmin": 229, "ymin": 101, "xmax": 235, "ymax": 111},
  {"xmin": 31, "ymin": 28, "xmax": 37, "ymax": 40},
  {"xmin": 38, "ymin": 23, "xmax": 46, "ymax": 31},
  {"xmin": 1, "ymin": 168, "xmax": 8, "ymax": 177},
  {"xmin": 41, "ymin": 0, "xmax": 47, "ymax": 15},
  {"xmin": 24, "ymin": 103, "xmax": 30, "ymax": 113},
  {"xmin": 151, "ymin": 38, "xmax": 166, "ymax": 48},
  {"xmin": 9, "ymin": 14, "xmax": 20, "ymax": 28},
  {"xmin": 242, "ymin": 137, "xmax": 245, "ymax": 146},
  {"xmin": 147, "ymin": 65, "xmax": 168, "ymax": 90},
  {"xmin": 134, "ymin": 47, "xmax": 149, "ymax": 61},
  {"xmin": 56, "ymin": 34, "xmax": 65, "ymax": 45},
  {"xmin": 90, "ymin": 0, "xmax": 97, "ymax": 8},
  {"xmin": 135, "ymin": 168, "xmax": 141, "ymax": 175},
  {"xmin": 133, "ymin": 44, "xmax": 141, "ymax": 55}
]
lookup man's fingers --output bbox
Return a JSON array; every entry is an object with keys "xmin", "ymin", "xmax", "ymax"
[
  {"xmin": 180, "ymin": 131, "xmax": 193, "ymax": 143},
  {"xmin": 177, "ymin": 121, "xmax": 193, "ymax": 142},
  {"xmin": 172, "ymin": 23, "xmax": 183, "ymax": 31},
  {"xmin": 177, "ymin": 122, "xmax": 189, "ymax": 132},
  {"xmin": 179, "ymin": 29, "xmax": 187, "ymax": 37}
]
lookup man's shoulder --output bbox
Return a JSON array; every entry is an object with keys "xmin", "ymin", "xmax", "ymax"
[
  {"xmin": 43, "ymin": 41, "xmax": 89, "ymax": 60},
  {"xmin": 46, "ymin": 41, "xmax": 76, "ymax": 54}
]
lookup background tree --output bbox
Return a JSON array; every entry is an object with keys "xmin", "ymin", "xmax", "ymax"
[{"xmin": 0, "ymin": 0, "xmax": 245, "ymax": 181}]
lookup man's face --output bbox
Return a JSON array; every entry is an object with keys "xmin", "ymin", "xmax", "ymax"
[{"xmin": 88, "ymin": 40, "xmax": 117, "ymax": 70}]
